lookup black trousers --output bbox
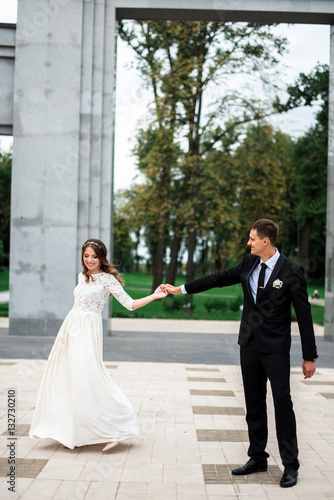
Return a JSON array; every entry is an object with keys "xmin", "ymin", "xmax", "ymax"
[{"xmin": 240, "ymin": 336, "xmax": 299, "ymax": 469}]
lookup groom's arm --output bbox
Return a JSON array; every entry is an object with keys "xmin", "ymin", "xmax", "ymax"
[
  {"xmin": 165, "ymin": 260, "xmax": 244, "ymax": 295},
  {"xmin": 288, "ymin": 262, "xmax": 318, "ymax": 376}
]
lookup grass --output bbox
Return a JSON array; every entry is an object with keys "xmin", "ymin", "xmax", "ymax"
[
  {"xmin": 112, "ymin": 272, "xmax": 243, "ymax": 321},
  {"xmin": 0, "ymin": 270, "xmax": 325, "ymax": 325},
  {"xmin": 112, "ymin": 272, "xmax": 325, "ymax": 325}
]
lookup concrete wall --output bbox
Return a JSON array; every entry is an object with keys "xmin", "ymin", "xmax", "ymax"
[
  {"xmin": 0, "ymin": 24, "xmax": 15, "ymax": 135},
  {"xmin": 9, "ymin": 0, "xmax": 116, "ymax": 335},
  {"xmin": 325, "ymin": 26, "xmax": 334, "ymax": 341}
]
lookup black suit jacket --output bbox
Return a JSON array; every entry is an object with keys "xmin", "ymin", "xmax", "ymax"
[{"xmin": 185, "ymin": 253, "xmax": 318, "ymax": 361}]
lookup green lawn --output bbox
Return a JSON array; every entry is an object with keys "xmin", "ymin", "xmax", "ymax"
[
  {"xmin": 112, "ymin": 272, "xmax": 325, "ymax": 325},
  {"xmin": 0, "ymin": 270, "xmax": 325, "ymax": 325}
]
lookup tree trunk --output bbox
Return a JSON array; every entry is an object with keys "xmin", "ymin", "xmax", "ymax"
[
  {"xmin": 186, "ymin": 228, "xmax": 197, "ymax": 283},
  {"xmin": 300, "ymin": 218, "xmax": 312, "ymax": 278},
  {"xmin": 166, "ymin": 232, "xmax": 183, "ymax": 285},
  {"xmin": 151, "ymin": 223, "xmax": 167, "ymax": 292},
  {"xmin": 135, "ymin": 229, "xmax": 140, "ymax": 273}
]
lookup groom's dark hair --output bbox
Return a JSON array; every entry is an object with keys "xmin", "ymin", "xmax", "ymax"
[{"xmin": 251, "ymin": 219, "xmax": 279, "ymax": 246}]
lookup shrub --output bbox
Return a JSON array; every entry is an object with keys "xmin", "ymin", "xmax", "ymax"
[
  {"xmin": 204, "ymin": 298, "xmax": 229, "ymax": 312},
  {"xmin": 230, "ymin": 296, "xmax": 243, "ymax": 312},
  {"xmin": 163, "ymin": 295, "xmax": 192, "ymax": 312}
]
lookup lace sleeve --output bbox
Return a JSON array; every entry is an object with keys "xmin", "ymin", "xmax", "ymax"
[{"xmin": 104, "ymin": 274, "xmax": 134, "ymax": 311}]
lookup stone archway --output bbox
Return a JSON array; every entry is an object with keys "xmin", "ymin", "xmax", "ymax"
[{"xmin": 0, "ymin": 0, "xmax": 333, "ymax": 338}]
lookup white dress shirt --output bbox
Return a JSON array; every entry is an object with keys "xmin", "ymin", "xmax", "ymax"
[{"xmin": 249, "ymin": 248, "xmax": 280, "ymax": 302}]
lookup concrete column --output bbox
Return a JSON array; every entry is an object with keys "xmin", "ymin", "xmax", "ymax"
[
  {"xmin": 9, "ymin": 0, "xmax": 117, "ymax": 336},
  {"xmin": 0, "ymin": 24, "xmax": 15, "ymax": 135},
  {"xmin": 324, "ymin": 25, "xmax": 334, "ymax": 341}
]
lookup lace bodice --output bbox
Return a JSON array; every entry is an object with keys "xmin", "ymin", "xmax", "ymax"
[{"xmin": 72, "ymin": 272, "xmax": 134, "ymax": 313}]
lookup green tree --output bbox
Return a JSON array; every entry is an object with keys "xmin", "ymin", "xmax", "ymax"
[
  {"xmin": 113, "ymin": 191, "xmax": 136, "ymax": 273},
  {"xmin": 275, "ymin": 64, "xmax": 328, "ymax": 277},
  {"xmin": 119, "ymin": 21, "xmax": 288, "ymax": 289},
  {"xmin": 229, "ymin": 122, "xmax": 295, "ymax": 259}
]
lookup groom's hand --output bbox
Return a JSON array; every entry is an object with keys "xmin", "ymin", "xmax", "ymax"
[
  {"xmin": 165, "ymin": 284, "xmax": 182, "ymax": 295},
  {"xmin": 302, "ymin": 360, "xmax": 316, "ymax": 379}
]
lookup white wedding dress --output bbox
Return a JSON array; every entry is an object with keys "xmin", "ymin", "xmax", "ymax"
[{"xmin": 29, "ymin": 272, "xmax": 140, "ymax": 449}]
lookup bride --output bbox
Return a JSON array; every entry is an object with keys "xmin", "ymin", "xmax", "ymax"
[{"xmin": 29, "ymin": 238, "xmax": 167, "ymax": 452}]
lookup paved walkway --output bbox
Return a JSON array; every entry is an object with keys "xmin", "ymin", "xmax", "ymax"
[{"xmin": 0, "ymin": 341, "xmax": 334, "ymax": 499}]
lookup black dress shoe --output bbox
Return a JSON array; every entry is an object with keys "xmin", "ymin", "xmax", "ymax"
[
  {"xmin": 232, "ymin": 458, "xmax": 267, "ymax": 475},
  {"xmin": 280, "ymin": 468, "xmax": 298, "ymax": 488}
]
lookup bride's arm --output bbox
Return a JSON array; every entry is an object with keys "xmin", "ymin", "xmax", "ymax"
[
  {"xmin": 132, "ymin": 285, "xmax": 167, "ymax": 310},
  {"xmin": 107, "ymin": 274, "xmax": 167, "ymax": 311}
]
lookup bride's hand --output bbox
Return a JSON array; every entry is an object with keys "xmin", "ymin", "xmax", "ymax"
[{"xmin": 153, "ymin": 285, "xmax": 168, "ymax": 299}]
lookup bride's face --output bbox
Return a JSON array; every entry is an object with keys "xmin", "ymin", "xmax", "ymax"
[{"xmin": 83, "ymin": 246, "xmax": 100, "ymax": 273}]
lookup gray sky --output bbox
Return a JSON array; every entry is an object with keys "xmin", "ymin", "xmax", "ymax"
[{"xmin": 0, "ymin": 2, "xmax": 330, "ymax": 190}]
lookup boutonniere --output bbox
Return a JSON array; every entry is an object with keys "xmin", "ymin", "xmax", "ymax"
[{"xmin": 273, "ymin": 278, "xmax": 283, "ymax": 289}]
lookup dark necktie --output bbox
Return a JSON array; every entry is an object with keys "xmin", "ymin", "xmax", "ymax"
[{"xmin": 256, "ymin": 262, "xmax": 267, "ymax": 301}]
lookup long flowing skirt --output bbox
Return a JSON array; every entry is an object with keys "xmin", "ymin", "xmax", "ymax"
[{"xmin": 29, "ymin": 309, "xmax": 140, "ymax": 449}]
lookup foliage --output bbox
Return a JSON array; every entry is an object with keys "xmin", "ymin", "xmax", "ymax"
[
  {"xmin": 118, "ymin": 20, "xmax": 288, "ymax": 287},
  {"xmin": 162, "ymin": 295, "xmax": 192, "ymax": 312},
  {"xmin": 228, "ymin": 122, "xmax": 296, "ymax": 259},
  {"xmin": 204, "ymin": 298, "xmax": 229, "ymax": 312},
  {"xmin": 275, "ymin": 64, "xmax": 328, "ymax": 277}
]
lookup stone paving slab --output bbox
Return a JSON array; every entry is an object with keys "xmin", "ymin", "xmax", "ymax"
[{"xmin": 0, "ymin": 360, "xmax": 333, "ymax": 499}]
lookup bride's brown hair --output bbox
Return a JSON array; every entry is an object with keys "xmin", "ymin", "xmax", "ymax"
[{"xmin": 81, "ymin": 239, "xmax": 124, "ymax": 286}]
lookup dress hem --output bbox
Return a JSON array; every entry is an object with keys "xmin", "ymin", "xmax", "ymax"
[{"xmin": 29, "ymin": 432, "xmax": 140, "ymax": 449}]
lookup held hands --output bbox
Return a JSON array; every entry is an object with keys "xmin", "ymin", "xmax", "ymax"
[
  {"xmin": 161, "ymin": 284, "xmax": 182, "ymax": 295},
  {"xmin": 153, "ymin": 285, "xmax": 169, "ymax": 300},
  {"xmin": 302, "ymin": 360, "xmax": 316, "ymax": 379},
  {"xmin": 153, "ymin": 283, "xmax": 182, "ymax": 299}
]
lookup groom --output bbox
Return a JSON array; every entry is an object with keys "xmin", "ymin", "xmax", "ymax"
[{"xmin": 165, "ymin": 219, "xmax": 317, "ymax": 488}]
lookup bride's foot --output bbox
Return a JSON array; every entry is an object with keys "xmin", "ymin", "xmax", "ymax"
[{"xmin": 102, "ymin": 441, "xmax": 119, "ymax": 452}]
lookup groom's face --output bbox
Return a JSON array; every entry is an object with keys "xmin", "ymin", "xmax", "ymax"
[{"xmin": 247, "ymin": 229, "xmax": 266, "ymax": 257}]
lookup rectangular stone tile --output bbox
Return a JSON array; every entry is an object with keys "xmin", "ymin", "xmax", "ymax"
[
  {"xmin": 202, "ymin": 463, "xmax": 281, "ymax": 485},
  {"xmin": 1, "ymin": 424, "xmax": 30, "ymax": 437},
  {"xmin": 85, "ymin": 480, "xmax": 119, "ymax": 495},
  {"xmin": 197, "ymin": 429, "xmax": 248, "ymax": 442},
  {"xmin": 186, "ymin": 368, "xmax": 220, "ymax": 372},
  {"xmin": 24, "ymin": 478, "xmax": 62, "ymax": 492},
  {"xmin": 302, "ymin": 380, "xmax": 334, "ymax": 385},
  {"xmin": 116, "ymin": 495, "xmax": 146, "ymax": 500},
  {"xmin": 205, "ymin": 483, "xmax": 236, "ymax": 496},
  {"xmin": 320, "ymin": 393, "xmax": 334, "ymax": 399},
  {"xmin": 0, "ymin": 457, "xmax": 48, "ymax": 478},
  {"xmin": 193, "ymin": 406, "xmax": 245, "ymax": 416},
  {"xmin": 188, "ymin": 377, "xmax": 226, "ymax": 382},
  {"xmin": 85, "ymin": 492, "xmax": 117, "ymax": 500},
  {"xmin": 147, "ymin": 481, "xmax": 177, "ymax": 496},
  {"xmin": 52, "ymin": 480, "xmax": 90, "ymax": 500},
  {"xmin": 190, "ymin": 390, "xmax": 234, "ymax": 396},
  {"xmin": 37, "ymin": 463, "xmax": 85, "ymax": 480},
  {"xmin": 177, "ymin": 481, "xmax": 207, "ymax": 495},
  {"xmin": 163, "ymin": 463, "xmax": 204, "ymax": 484},
  {"xmin": 121, "ymin": 463, "xmax": 163, "ymax": 482},
  {"xmin": 117, "ymin": 482, "xmax": 148, "ymax": 495}
]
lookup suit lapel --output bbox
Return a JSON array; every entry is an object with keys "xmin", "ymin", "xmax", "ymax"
[{"xmin": 246, "ymin": 256, "xmax": 260, "ymax": 299}]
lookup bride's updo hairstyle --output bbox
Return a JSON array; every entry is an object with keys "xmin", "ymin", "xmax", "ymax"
[{"xmin": 81, "ymin": 238, "xmax": 124, "ymax": 286}]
